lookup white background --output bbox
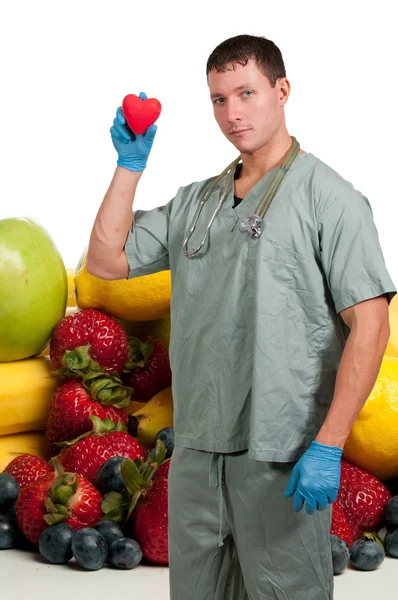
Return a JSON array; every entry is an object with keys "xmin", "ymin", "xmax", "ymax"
[
  {"xmin": 0, "ymin": 0, "xmax": 397, "ymax": 285},
  {"xmin": 0, "ymin": 3, "xmax": 398, "ymax": 593}
]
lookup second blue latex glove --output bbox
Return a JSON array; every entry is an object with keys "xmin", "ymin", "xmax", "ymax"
[
  {"xmin": 110, "ymin": 91, "xmax": 158, "ymax": 172},
  {"xmin": 284, "ymin": 441, "xmax": 343, "ymax": 514}
]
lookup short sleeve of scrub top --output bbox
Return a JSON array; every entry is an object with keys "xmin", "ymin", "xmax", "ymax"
[
  {"xmin": 317, "ymin": 192, "xmax": 397, "ymax": 314},
  {"xmin": 124, "ymin": 196, "xmax": 174, "ymax": 279}
]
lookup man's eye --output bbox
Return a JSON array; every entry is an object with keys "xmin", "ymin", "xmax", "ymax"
[{"xmin": 213, "ymin": 91, "xmax": 252, "ymax": 105}]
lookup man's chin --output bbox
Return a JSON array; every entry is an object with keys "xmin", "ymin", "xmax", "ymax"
[{"xmin": 232, "ymin": 141, "xmax": 256, "ymax": 156}]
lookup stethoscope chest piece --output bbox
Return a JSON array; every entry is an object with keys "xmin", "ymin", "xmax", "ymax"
[{"xmin": 238, "ymin": 214, "xmax": 263, "ymax": 238}]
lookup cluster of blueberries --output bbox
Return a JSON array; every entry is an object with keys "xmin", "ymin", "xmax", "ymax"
[
  {"xmin": 39, "ymin": 520, "xmax": 141, "ymax": 570},
  {"xmin": 0, "ymin": 426, "xmax": 175, "ymax": 570},
  {"xmin": 0, "ymin": 476, "xmax": 20, "ymax": 550},
  {"xmin": 331, "ymin": 495, "xmax": 398, "ymax": 573}
]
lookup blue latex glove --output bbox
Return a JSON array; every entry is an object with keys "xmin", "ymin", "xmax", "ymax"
[
  {"xmin": 284, "ymin": 441, "xmax": 343, "ymax": 514},
  {"xmin": 110, "ymin": 91, "xmax": 158, "ymax": 172}
]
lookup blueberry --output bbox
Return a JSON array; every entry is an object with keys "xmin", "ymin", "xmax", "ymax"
[
  {"xmin": 94, "ymin": 456, "xmax": 125, "ymax": 495},
  {"xmin": 155, "ymin": 427, "xmax": 175, "ymax": 458},
  {"xmin": 0, "ymin": 515, "xmax": 19, "ymax": 549},
  {"xmin": 349, "ymin": 538, "xmax": 385, "ymax": 571},
  {"xmin": 3, "ymin": 504, "xmax": 17, "ymax": 520},
  {"xmin": 72, "ymin": 528, "xmax": 108, "ymax": 570},
  {"xmin": 93, "ymin": 520, "xmax": 125, "ymax": 546},
  {"xmin": 0, "ymin": 474, "xmax": 19, "ymax": 512},
  {"xmin": 330, "ymin": 534, "xmax": 350, "ymax": 574},
  {"xmin": 384, "ymin": 495, "xmax": 398, "ymax": 527},
  {"xmin": 108, "ymin": 537, "xmax": 142, "ymax": 569},
  {"xmin": 38, "ymin": 523, "xmax": 75, "ymax": 564},
  {"xmin": 384, "ymin": 527, "xmax": 398, "ymax": 557}
]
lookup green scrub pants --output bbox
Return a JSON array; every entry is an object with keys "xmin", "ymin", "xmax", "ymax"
[{"xmin": 168, "ymin": 446, "xmax": 334, "ymax": 600}]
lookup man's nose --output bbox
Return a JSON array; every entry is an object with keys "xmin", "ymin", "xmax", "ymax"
[{"xmin": 226, "ymin": 99, "xmax": 242, "ymax": 123}]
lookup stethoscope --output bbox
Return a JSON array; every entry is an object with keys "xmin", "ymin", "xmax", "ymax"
[{"xmin": 182, "ymin": 137, "xmax": 301, "ymax": 258}]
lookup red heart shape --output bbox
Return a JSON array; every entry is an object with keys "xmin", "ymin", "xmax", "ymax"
[{"xmin": 122, "ymin": 94, "xmax": 161, "ymax": 135}]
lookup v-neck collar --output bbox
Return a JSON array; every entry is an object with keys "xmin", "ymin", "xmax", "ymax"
[{"xmin": 219, "ymin": 152, "xmax": 308, "ymax": 231}]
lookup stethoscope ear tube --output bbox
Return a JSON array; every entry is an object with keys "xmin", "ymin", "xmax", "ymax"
[{"xmin": 254, "ymin": 137, "xmax": 300, "ymax": 220}]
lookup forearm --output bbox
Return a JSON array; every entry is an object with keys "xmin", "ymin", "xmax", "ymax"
[
  {"xmin": 86, "ymin": 166, "xmax": 143, "ymax": 270},
  {"xmin": 315, "ymin": 324, "xmax": 390, "ymax": 448}
]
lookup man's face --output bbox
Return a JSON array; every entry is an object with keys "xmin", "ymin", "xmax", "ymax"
[{"xmin": 208, "ymin": 58, "xmax": 289, "ymax": 154}]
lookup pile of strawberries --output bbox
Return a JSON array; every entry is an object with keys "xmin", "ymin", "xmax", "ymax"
[{"xmin": 3, "ymin": 307, "xmax": 173, "ymax": 565}]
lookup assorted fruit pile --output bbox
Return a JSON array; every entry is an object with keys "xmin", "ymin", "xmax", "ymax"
[
  {"xmin": 1, "ymin": 216, "xmax": 398, "ymax": 576},
  {"xmin": 0, "ymin": 299, "xmax": 175, "ymax": 569}
]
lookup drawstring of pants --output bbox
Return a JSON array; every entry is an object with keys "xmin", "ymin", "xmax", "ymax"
[{"xmin": 208, "ymin": 452, "xmax": 225, "ymax": 547}]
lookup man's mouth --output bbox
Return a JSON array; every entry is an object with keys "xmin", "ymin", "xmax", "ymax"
[{"xmin": 230, "ymin": 129, "xmax": 250, "ymax": 135}]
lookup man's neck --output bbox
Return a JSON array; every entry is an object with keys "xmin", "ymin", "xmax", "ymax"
[{"xmin": 239, "ymin": 134, "xmax": 303, "ymax": 181}]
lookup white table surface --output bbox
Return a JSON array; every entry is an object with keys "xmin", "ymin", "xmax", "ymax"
[{"xmin": 0, "ymin": 528, "xmax": 397, "ymax": 599}]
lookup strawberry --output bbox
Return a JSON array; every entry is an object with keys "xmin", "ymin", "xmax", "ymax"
[
  {"xmin": 46, "ymin": 376, "xmax": 131, "ymax": 457},
  {"xmin": 3, "ymin": 454, "xmax": 52, "ymax": 490},
  {"xmin": 15, "ymin": 460, "xmax": 103, "ymax": 544},
  {"xmin": 132, "ymin": 459, "xmax": 169, "ymax": 564},
  {"xmin": 337, "ymin": 458, "xmax": 391, "ymax": 542},
  {"xmin": 50, "ymin": 308, "xmax": 129, "ymax": 376},
  {"xmin": 122, "ymin": 336, "xmax": 172, "ymax": 401},
  {"xmin": 56, "ymin": 416, "xmax": 146, "ymax": 484},
  {"xmin": 331, "ymin": 499, "xmax": 353, "ymax": 547},
  {"xmin": 100, "ymin": 439, "xmax": 169, "ymax": 565}
]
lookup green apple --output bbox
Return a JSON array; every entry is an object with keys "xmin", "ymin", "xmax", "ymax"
[{"xmin": 0, "ymin": 217, "xmax": 67, "ymax": 362}]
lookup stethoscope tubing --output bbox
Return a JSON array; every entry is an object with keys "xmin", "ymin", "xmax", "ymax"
[{"xmin": 181, "ymin": 137, "xmax": 300, "ymax": 257}]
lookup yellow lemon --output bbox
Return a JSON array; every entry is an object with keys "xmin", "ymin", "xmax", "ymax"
[
  {"xmin": 343, "ymin": 355, "xmax": 398, "ymax": 480},
  {"xmin": 74, "ymin": 249, "xmax": 171, "ymax": 321},
  {"xmin": 385, "ymin": 294, "xmax": 398, "ymax": 358},
  {"xmin": 66, "ymin": 268, "xmax": 76, "ymax": 307}
]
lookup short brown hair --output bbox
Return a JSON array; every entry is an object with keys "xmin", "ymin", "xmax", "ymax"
[{"xmin": 206, "ymin": 34, "xmax": 286, "ymax": 88}]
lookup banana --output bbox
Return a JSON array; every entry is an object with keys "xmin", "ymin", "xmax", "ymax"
[
  {"xmin": 127, "ymin": 399, "xmax": 149, "ymax": 415},
  {"xmin": 129, "ymin": 386, "xmax": 174, "ymax": 447},
  {"xmin": 0, "ymin": 430, "xmax": 48, "ymax": 472},
  {"xmin": 0, "ymin": 356, "xmax": 63, "ymax": 436}
]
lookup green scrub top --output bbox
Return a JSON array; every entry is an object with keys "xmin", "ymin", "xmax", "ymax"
[{"xmin": 124, "ymin": 152, "xmax": 397, "ymax": 462}]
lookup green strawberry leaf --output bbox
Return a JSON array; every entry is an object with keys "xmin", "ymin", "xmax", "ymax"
[
  {"xmin": 101, "ymin": 491, "xmax": 131, "ymax": 524},
  {"xmin": 123, "ymin": 336, "xmax": 154, "ymax": 372},
  {"xmin": 82, "ymin": 371, "xmax": 133, "ymax": 408},
  {"xmin": 121, "ymin": 459, "xmax": 146, "ymax": 494},
  {"xmin": 126, "ymin": 490, "xmax": 145, "ymax": 521},
  {"xmin": 100, "ymin": 506, "xmax": 126, "ymax": 524},
  {"xmin": 51, "ymin": 484, "xmax": 76, "ymax": 505},
  {"xmin": 55, "ymin": 345, "xmax": 103, "ymax": 377},
  {"xmin": 55, "ymin": 416, "xmax": 127, "ymax": 448}
]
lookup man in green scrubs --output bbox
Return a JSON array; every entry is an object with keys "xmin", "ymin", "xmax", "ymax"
[{"xmin": 86, "ymin": 34, "xmax": 396, "ymax": 599}]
